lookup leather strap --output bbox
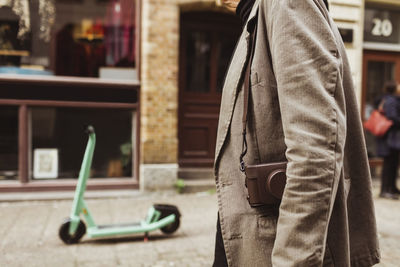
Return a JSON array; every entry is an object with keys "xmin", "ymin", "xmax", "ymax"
[{"xmin": 240, "ymin": 23, "xmax": 258, "ymax": 172}]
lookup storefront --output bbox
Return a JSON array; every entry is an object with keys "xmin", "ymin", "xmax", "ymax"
[
  {"xmin": 0, "ymin": 0, "xmax": 140, "ymax": 191},
  {"xmin": 362, "ymin": 1, "xmax": 400, "ymax": 159},
  {"xmin": 138, "ymin": 0, "xmax": 369, "ymax": 190},
  {"xmin": 1, "ymin": 0, "xmax": 384, "ymax": 192}
]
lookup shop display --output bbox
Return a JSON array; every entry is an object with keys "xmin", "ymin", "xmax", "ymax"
[
  {"xmin": 38, "ymin": 0, "xmax": 55, "ymax": 42},
  {"xmin": 0, "ymin": 0, "xmax": 136, "ymax": 78},
  {"xmin": 0, "ymin": 0, "xmax": 30, "ymax": 38}
]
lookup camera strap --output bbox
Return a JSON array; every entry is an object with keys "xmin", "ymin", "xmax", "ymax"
[{"xmin": 239, "ymin": 23, "xmax": 257, "ymax": 172}]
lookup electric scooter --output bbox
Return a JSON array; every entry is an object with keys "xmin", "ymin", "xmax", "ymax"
[{"xmin": 59, "ymin": 126, "xmax": 181, "ymax": 244}]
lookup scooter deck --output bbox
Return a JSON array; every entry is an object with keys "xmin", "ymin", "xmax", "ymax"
[
  {"xmin": 86, "ymin": 214, "xmax": 176, "ymax": 238},
  {"xmin": 98, "ymin": 222, "xmax": 141, "ymax": 229}
]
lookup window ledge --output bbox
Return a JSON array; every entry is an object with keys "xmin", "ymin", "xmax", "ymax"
[{"xmin": 0, "ymin": 74, "xmax": 140, "ymax": 90}]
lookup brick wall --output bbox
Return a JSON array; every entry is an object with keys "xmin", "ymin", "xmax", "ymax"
[{"xmin": 140, "ymin": 0, "xmax": 224, "ymax": 164}]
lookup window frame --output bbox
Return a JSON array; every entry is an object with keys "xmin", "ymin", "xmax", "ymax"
[{"xmin": 0, "ymin": 0, "xmax": 142, "ymax": 192}]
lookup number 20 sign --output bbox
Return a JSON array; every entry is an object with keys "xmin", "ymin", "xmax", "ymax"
[{"xmin": 372, "ymin": 18, "xmax": 393, "ymax": 37}]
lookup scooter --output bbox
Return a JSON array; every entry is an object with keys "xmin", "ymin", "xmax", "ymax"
[{"xmin": 59, "ymin": 126, "xmax": 181, "ymax": 244}]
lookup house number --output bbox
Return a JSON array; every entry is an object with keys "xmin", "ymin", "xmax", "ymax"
[{"xmin": 372, "ymin": 18, "xmax": 393, "ymax": 37}]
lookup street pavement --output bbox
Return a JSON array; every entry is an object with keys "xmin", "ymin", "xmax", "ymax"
[
  {"xmin": 0, "ymin": 191, "xmax": 218, "ymax": 267},
  {"xmin": 0, "ymin": 184, "xmax": 399, "ymax": 267}
]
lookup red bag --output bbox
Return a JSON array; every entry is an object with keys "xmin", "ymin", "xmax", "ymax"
[{"xmin": 363, "ymin": 110, "xmax": 393, "ymax": 137}]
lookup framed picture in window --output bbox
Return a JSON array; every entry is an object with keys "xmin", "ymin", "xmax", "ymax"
[{"xmin": 33, "ymin": 149, "xmax": 59, "ymax": 179}]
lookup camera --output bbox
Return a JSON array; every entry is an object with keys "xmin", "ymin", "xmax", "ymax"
[{"xmin": 244, "ymin": 161, "xmax": 287, "ymax": 207}]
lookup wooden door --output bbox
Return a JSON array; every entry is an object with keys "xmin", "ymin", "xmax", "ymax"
[
  {"xmin": 178, "ymin": 12, "xmax": 240, "ymax": 167},
  {"xmin": 362, "ymin": 50, "xmax": 400, "ymax": 157}
]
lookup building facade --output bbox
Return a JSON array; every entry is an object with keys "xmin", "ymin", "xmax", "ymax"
[
  {"xmin": 140, "ymin": 0, "xmax": 240, "ymax": 190},
  {"xmin": 0, "ymin": 0, "xmax": 398, "ymax": 192},
  {"xmin": 139, "ymin": 0, "xmax": 382, "ymax": 190},
  {"xmin": 0, "ymin": 0, "xmax": 141, "ymax": 191},
  {"xmin": 361, "ymin": 0, "xmax": 400, "ymax": 158}
]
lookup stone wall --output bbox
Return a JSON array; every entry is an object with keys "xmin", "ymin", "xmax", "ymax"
[{"xmin": 330, "ymin": 0, "xmax": 364, "ymax": 106}]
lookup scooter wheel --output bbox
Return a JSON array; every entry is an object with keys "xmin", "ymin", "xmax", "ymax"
[
  {"xmin": 161, "ymin": 216, "xmax": 180, "ymax": 234},
  {"xmin": 59, "ymin": 218, "xmax": 86, "ymax": 244}
]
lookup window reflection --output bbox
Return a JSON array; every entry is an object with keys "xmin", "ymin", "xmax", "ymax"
[
  {"xmin": 364, "ymin": 60, "xmax": 395, "ymax": 158},
  {"xmin": 0, "ymin": 0, "xmax": 136, "ymax": 79},
  {"xmin": 186, "ymin": 31, "xmax": 211, "ymax": 93},
  {"xmin": 31, "ymin": 107, "xmax": 133, "ymax": 179},
  {"xmin": 365, "ymin": 61, "xmax": 395, "ymax": 119}
]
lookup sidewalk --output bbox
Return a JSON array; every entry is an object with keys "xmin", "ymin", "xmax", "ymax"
[
  {"xmin": 0, "ymin": 185, "xmax": 399, "ymax": 267},
  {"xmin": 0, "ymin": 191, "xmax": 218, "ymax": 267},
  {"xmin": 371, "ymin": 185, "xmax": 400, "ymax": 267},
  {"xmin": 0, "ymin": 190, "xmax": 144, "ymax": 202}
]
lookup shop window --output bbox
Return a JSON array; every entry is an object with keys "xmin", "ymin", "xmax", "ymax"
[
  {"xmin": 365, "ymin": 61, "xmax": 395, "ymax": 120},
  {"xmin": 31, "ymin": 107, "xmax": 133, "ymax": 179},
  {"xmin": 0, "ymin": 0, "xmax": 137, "ymax": 79},
  {"xmin": 0, "ymin": 106, "xmax": 18, "ymax": 180}
]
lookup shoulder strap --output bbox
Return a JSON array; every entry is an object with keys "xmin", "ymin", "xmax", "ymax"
[{"xmin": 239, "ymin": 23, "xmax": 258, "ymax": 172}]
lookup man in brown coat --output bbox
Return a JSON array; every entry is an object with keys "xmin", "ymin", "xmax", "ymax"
[{"xmin": 214, "ymin": 0, "xmax": 380, "ymax": 266}]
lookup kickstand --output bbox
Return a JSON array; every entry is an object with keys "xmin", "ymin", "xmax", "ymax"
[{"xmin": 144, "ymin": 232, "xmax": 149, "ymax": 242}]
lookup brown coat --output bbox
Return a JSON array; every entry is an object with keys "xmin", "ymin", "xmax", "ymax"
[{"xmin": 214, "ymin": 0, "xmax": 380, "ymax": 266}]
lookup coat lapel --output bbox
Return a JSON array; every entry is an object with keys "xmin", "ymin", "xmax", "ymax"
[{"xmin": 214, "ymin": 0, "xmax": 260, "ymax": 170}]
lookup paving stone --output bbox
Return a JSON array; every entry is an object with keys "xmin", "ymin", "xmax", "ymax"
[{"xmin": 0, "ymin": 187, "xmax": 399, "ymax": 266}]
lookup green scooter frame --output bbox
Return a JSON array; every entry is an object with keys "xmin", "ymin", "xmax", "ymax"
[{"xmin": 59, "ymin": 126, "xmax": 181, "ymax": 244}]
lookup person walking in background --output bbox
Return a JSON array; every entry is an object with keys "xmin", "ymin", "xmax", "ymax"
[
  {"xmin": 377, "ymin": 81, "xmax": 400, "ymax": 199},
  {"xmin": 213, "ymin": 0, "xmax": 380, "ymax": 266}
]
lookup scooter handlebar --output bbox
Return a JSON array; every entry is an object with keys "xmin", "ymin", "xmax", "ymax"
[{"xmin": 85, "ymin": 125, "xmax": 95, "ymax": 135}]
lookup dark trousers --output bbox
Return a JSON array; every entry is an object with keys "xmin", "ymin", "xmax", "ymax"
[
  {"xmin": 213, "ymin": 214, "xmax": 228, "ymax": 267},
  {"xmin": 381, "ymin": 149, "xmax": 400, "ymax": 193}
]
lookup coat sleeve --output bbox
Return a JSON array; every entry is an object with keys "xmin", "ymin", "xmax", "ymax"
[{"xmin": 264, "ymin": 0, "xmax": 346, "ymax": 265}]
